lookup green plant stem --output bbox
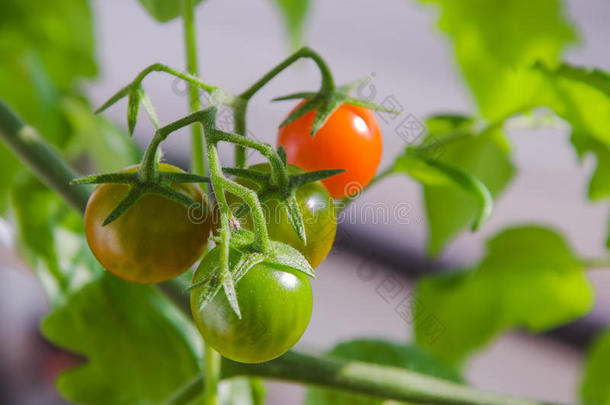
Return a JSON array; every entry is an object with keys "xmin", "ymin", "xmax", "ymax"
[
  {"xmin": 240, "ymin": 47, "xmax": 334, "ymax": 101},
  {"xmin": 165, "ymin": 350, "xmax": 554, "ymax": 405},
  {"xmin": 204, "ymin": 345, "xmax": 221, "ymax": 405},
  {"xmin": 97, "ymin": 63, "xmax": 217, "ymax": 114},
  {"xmin": 233, "ymin": 98, "xmax": 247, "ymax": 169},
  {"xmin": 182, "ymin": 0, "xmax": 208, "ymax": 193},
  {"xmin": 140, "ymin": 111, "xmax": 206, "ymax": 181},
  {"xmin": 0, "ymin": 100, "xmax": 90, "ymax": 213},
  {"xmin": 211, "ymin": 128, "xmax": 288, "ymax": 187},
  {"xmin": 229, "ymin": 47, "xmax": 335, "ymax": 169},
  {"xmin": 0, "ymin": 99, "xmax": 560, "ymax": 405}
]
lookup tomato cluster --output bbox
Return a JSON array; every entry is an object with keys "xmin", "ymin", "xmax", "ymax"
[{"xmin": 84, "ymin": 102, "xmax": 383, "ymax": 363}]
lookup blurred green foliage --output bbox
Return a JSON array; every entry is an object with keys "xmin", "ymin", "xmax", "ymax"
[{"xmin": 416, "ymin": 226, "xmax": 593, "ymax": 367}]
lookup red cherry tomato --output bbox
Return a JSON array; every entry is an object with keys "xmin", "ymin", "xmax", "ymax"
[{"xmin": 277, "ymin": 102, "xmax": 383, "ymax": 199}]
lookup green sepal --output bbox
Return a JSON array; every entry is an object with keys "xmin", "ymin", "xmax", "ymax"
[
  {"xmin": 148, "ymin": 183, "xmax": 207, "ymax": 213},
  {"xmin": 272, "ymin": 92, "xmax": 318, "ymax": 102},
  {"xmin": 159, "ymin": 172, "xmax": 210, "ymax": 184},
  {"xmin": 223, "ymin": 167, "xmax": 271, "ymax": 183},
  {"xmin": 279, "ymin": 95, "xmax": 327, "ymax": 130},
  {"xmin": 289, "ymin": 168, "xmax": 345, "ymax": 188},
  {"xmin": 95, "ymin": 85, "xmax": 130, "ymax": 114},
  {"xmin": 267, "ymin": 239, "xmax": 316, "ymax": 279},
  {"xmin": 222, "ymin": 272, "xmax": 242, "ymax": 319},
  {"xmin": 127, "ymin": 87, "xmax": 141, "ymax": 135},
  {"xmin": 342, "ymin": 97, "xmax": 400, "ymax": 113},
  {"xmin": 395, "ymin": 151, "xmax": 493, "ymax": 231},
  {"xmin": 284, "ymin": 194, "xmax": 307, "ymax": 244},
  {"xmin": 274, "ymin": 81, "xmax": 399, "ymax": 136},
  {"xmin": 71, "ymin": 172, "xmax": 138, "ymax": 185},
  {"xmin": 103, "ymin": 185, "xmax": 145, "ymax": 226},
  {"xmin": 138, "ymin": 85, "xmax": 160, "ymax": 128},
  {"xmin": 277, "ymin": 145, "xmax": 288, "ymax": 166}
]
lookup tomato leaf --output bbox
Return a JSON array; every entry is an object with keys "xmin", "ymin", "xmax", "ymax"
[
  {"xmin": 41, "ymin": 272, "xmax": 204, "ymax": 404},
  {"xmin": 137, "ymin": 0, "xmax": 205, "ymax": 23},
  {"xmin": 534, "ymin": 63, "xmax": 610, "ymax": 201},
  {"xmin": 305, "ymin": 339, "xmax": 462, "ymax": 405},
  {"xmin": 571, "ymin": 132, "xmax": 610, "ymax": 200},
  {"xmin": 581, "ymin": 329, "xmax": 610, "ymax": 405},
  {"xmin": 415, "ymin": 226, "xmax": 594, "ymax": 367},
  {"xmin": 391, "ymin": 115, "xmax": 514, "ymax": 256},
  {"xmin": 421, "ymin": 0, "xmax": 577, "ymax": 122},
  {"xmin": 268, "ymin": 0, "xmax": 310, "ymax": 49},
  {"xmin": 393, "ymin": 152, "xmax": 493, "ymax": 232}
]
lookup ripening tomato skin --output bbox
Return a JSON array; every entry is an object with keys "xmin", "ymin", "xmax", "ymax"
[
  {"xmin": 84, "ymin": 163, "xmax": 212, "ymax": 284},
  {"xmin": 224, "ymin": 163, "xmax": 336, "ymax": 268},
  {"xmin": 277, "ymin": 102, "xmax": 383, "ymax": 199},
  {"xmin": 190, "ymin": 247, "xmax": 313, "ymax": 363}
]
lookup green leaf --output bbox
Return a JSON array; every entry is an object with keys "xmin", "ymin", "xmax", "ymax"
[
  {"xmin": 12, "ymin": 175, "xmax": 71, "ymax": 293},
  {"xmin": 269, "ymin": 0, "xmax": 310, "ymax": 49},
  {"xmin": 534, "ymin": 63, "xmax": 610, "ymax": 147},
  {"xmin": 0, "ymin": 0, "xmax": 97, "ymax": 89},
  {"xmin": 137, "ymin": 0, "xmax": 205, "ymax": 23},
  {"xmin": 416, "ymin": 226, "xmax": 594, "ymax": 367},
  {"xmin": 392, "ymin": 115, "xmax": 514, "ymax": 256},
  {"xmin": 393, "ymin": 152, "xmax": 493, "ymax": 232},
  {"xmin": 41, "ymin": 272, "xmax": 204, "ymax": 405},
  {"xmin": 305, "ymin": 339, "xmax": 462, "ymax": 405},
  {"xmin": 571, "ymin": 132, "xmax": 610, "ymax": 200},
  {"xmin": 582, "ymin": 330, "xmax": 610, "ymax": 405},
  {"xmin": 533, "ymin": 63, "xmax": 610, "ymax": 203},
  {"xmin": 421, "ymin": 0, "xmax": 577, "ymax": 121}
]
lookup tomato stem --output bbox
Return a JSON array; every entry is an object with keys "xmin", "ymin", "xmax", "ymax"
[
  {"xmin": 203, "ymin": 345, "xmax": 221, "ymax": 405},
  {"xmin": 165, "ymin": 350, "xmax": 557, "ymax": 405},
  {"xmin": 182, "ymin": 0, "xmax": 208, "ymax": 194},
  {"xmin": 240, "ymin": 47, "xmax": 334, "ymax": 102}
]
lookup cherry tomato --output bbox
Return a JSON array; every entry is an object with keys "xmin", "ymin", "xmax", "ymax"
[
  {"xmin": 224, "ymin": 163, "xmax": 336, "ymax": 268},
  {"xmin": 277, "ymin": 102, "xmax": 383, "ymax": 199},
  {"xmin": 84, "ymin": 163, "xmax": 212, "ymax": 284},
  {"xmin": 190, "ymin": 246, "xmax": 313, "ymax": 363}
]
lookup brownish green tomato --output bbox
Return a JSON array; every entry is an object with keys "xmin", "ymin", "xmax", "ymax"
[
  {"xmin": 226, "ymin": 163, "xmax": 337, "ymax": 268},
  {"xmin": 84, "ymin": 163, "xmax": 212, "ymax": 284}
]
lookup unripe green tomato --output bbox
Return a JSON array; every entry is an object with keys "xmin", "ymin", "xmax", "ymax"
[
  {"xmin": 190, "ymin": 246, "xmax": 313, "ymax": 363},
  {"xmin": 225, "ymin": 163, "xmax": 337, "ymax": 268},
  {"xmin": 84, "ymin": 163, "xmax": 212, "ymax": 284}
]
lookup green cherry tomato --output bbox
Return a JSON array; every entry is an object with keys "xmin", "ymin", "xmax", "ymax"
[
  {"xmin": 226, "ymin": 163, "xmax": 337, "ymax": 268},
  {"xmin": 84, "ymin": 163, "xmax": 212, "ymax": 284},
  {"xmin": 190, "ymin": 246, "xmax": 313, "ymax": 363}
]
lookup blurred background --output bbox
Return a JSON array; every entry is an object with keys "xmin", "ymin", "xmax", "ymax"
[{"xmin": 1, "ymin": 0, "xmax": 609, "ymax": 404}]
